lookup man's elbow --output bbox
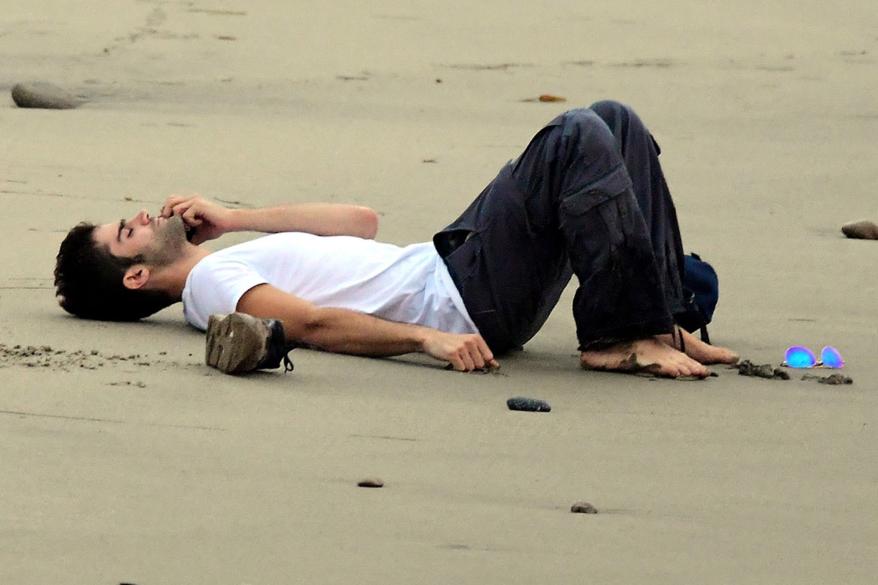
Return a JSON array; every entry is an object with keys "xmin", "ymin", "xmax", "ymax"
[
  {"xmin": 293, "ymin": 306, "xmax": 333, "ymax": 346},
  {"xmin": 356, "ymin": 206, "xmax": 379, "ymax": 239}
]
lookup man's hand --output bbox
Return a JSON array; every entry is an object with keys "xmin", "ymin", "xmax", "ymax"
[
  {"xmin": 160, "ymin": 194, "xmax": 234, "ymax": 244},
  {"xmin": 421, "ymin": 330, "xmax": 499, "ymax": 372},
  {"xmin": 161, "ymin": 197, "xmax": 379, "ymax": 240}
]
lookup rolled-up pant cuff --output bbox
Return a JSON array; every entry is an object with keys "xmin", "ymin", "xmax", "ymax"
[{"xmin": 577, "ymin": 315, "xmax": 674, "ymax": 351}]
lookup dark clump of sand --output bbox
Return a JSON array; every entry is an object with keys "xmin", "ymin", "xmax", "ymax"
[
  {"xmin": 802, "ymin": 373, "xmax": 854, "ymax": 385},
  {"xmin": 0, "ymin": 343, "xmax": 175, "ymax": 372},
  {"xmin": 733, "ymin": 360, "xmax": 789, "ymax": 380}
]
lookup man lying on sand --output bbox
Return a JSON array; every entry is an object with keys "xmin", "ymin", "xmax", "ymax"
[{"xmin": 54, "ymin": 100, "xmax": 738, "ymax": 377}]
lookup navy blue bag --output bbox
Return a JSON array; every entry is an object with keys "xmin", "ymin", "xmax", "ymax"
[{"xmin": 678, "ymin": 253, "xmax": 719, "ymax": 343}]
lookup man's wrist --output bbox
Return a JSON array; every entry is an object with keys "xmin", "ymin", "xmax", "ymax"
[
  {"xmin": 225, "ymin": 208, "xmax": 247, "ymax": 233},
  {"xmin": 412, "ymin": 327, "xmax": 431, "ymax": 353}
]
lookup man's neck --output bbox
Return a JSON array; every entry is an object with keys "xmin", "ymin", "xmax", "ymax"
[{"xmin": 147, "ymin": 245, "xmax": 212, "ymax": 300}]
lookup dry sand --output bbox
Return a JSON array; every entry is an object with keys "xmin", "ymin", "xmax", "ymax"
[{"xmin": 1, "ymin": 1, "xmax": 877, "ymax": 583}]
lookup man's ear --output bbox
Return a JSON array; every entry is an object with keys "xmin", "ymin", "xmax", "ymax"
[{"xmin": 122, "ymin": 265, "xmax": 151, "ymax": 290}]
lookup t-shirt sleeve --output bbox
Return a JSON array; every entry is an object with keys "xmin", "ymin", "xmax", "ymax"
[{"xmin": 182, "ymin": 257, "xmax": 268, "ymax": 330}]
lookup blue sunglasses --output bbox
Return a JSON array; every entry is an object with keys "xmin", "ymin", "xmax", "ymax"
[{"xmin": 782, "ymin": 345, "xmax": 844, "ymax": 369}]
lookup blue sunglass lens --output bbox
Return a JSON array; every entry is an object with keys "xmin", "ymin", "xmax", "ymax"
[
  {"xmin": 821, "ymin": 346, "xmax": 844, "ymax": 369},
  {"xmin": 785, "ymin": 345, "xmax": 817, "ymax": 368}
]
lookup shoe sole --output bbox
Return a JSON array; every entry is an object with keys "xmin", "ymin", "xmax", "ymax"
[{"xmin": 205, "ymin": 313, "xmax": 269, "ymax": 374}]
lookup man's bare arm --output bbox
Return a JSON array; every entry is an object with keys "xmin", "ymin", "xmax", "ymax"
[
  {"xmin": 160, "ymin": 195, "xmax": 378, "ymax": 243},
  {"xmin": 237, "ymin": 284, "xmax": 499, "ymax": 372}
]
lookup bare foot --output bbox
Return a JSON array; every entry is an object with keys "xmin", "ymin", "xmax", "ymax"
[
  {"xmin": 580, "ymin": 338, "xmax": 710, "ymax": 378},
  {"xmin": 657, "ymin": 327, "xmax": 739, "ymax": 365},
  {"xmin": 841, "ymin": 220, "xmax": 878, "ymax": 240}
]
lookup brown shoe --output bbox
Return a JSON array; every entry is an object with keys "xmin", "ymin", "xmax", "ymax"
[{"xmin": 205, "ymin": 313, "xmax": 294, "ymax": 375}]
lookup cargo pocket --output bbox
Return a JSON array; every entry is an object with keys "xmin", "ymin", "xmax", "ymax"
[{"xmin": 559, "ymin": 163, "xmax": 633, "ymax": 216}]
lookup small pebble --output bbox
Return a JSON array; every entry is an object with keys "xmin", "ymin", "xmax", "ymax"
[
  {"xmin": 507, "ymin": 396, "xmax": 551, "ymax": 412},
  {"xmin": 357, "ymin": 478, "xmax": 384, "ymax": 488},
  {"xmin": 570, "ymin": 501, "xmax": 598, "ymax": 514},
  {"xmin": 11, "ymin": 82, "xmax": 81, "ymax": 109}
]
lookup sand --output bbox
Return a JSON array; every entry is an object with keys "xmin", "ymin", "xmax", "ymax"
[{"xmin": 1, "ymin": 1, "xmax": 877, "ymax": 583}]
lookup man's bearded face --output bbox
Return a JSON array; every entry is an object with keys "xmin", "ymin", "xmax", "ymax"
[{"xmin": 141, "ymin": 214, "xmax": 188, "ymax": 266}]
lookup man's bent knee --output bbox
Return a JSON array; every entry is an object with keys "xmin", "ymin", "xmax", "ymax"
[{"xmin": 557, "ymin": 108, "xmax": 619, "ymax": 161}]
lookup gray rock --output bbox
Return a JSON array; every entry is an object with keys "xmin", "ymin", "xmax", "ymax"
[
  {"xmin": 11, "ymin": 82, "xmax": 81, "ymax": 109},
  {"xmin": 357, "ymin": 478, "xmax": 384, "ymax": 488},
  {"xmin": 570, "ymin": 501, "xmax": 598, "ymax": 514},
  {"xmin": 507, "ymin": 396, "xmax": 551, "ymax": 412}
]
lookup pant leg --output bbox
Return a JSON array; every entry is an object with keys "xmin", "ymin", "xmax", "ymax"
[
  {"xmin": 434, "ymin": 159, "xmax": 573, "ymax": 354},
  {"xmin": 588, "ymin": 100, "xmax": 687, "ymax": 316},
  {"xmin": 532, "ymin": 106, "xmax": 675, "ymax": 349},
  {"xmin": 436, "ymin": 102, "xmax": 682, "ymax": 352}
]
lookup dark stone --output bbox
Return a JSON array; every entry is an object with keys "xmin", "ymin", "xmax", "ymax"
[
  {"xmin": 11, "ymin": 82, "xmax": 81, "ymax": 109},
  {"xmin": 357, "ymin": 478, "xmax": 384, "ymax": 488},
  {"xmin": 570, "ymin": 501, "xmax": 598, "ymax": 514},
  {"xmin": 506, "ymin": 396, "xmax": 551, "ymax": 412},
  {"xmin": 841, "ymin": 220, "xmax": 878, "ymax": 240}
]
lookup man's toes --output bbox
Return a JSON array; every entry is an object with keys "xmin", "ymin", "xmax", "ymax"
[
  {"xmin": 663, "ymin": 357, "xmax": 690, "ymax": 378},
  {"xmin": 680, "ymin": 355, "xmax": 708, "ymax": 378},
  {"xmin": 690, "ymin": 359, "xmax": 709, "ymax": 377},
  {"xmin": 676, "ymin": 362, "xmax": 696, "ymax": 378},
  {"xmin": 649, "ymin": 359, "xmax": 672, "ymax": 376},
  {"xmin": 721, "ymin": 349, "xmax": 740, "ymax": 364}
]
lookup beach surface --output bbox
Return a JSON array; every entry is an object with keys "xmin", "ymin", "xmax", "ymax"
[{"xmin": 1, "ymin": 1, "xmax": 877, "ymax": 583}]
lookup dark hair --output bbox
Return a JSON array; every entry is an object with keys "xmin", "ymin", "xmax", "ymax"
[{"xmin": 54, "ymin": 222, "xmax": 175, "ymax": 321}]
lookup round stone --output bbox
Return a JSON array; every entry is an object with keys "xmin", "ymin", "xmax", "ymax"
[
  {"xmin": 841, "ymin": 220, "xmax": 878, "ymax": 240},
  {"xmin": 506, "ymin": 397, "xmax": 551, "ymax": 412},
  {"xmin": 357, "ymin": 478, "xmax": 384, "ymax": 488},
  {"xmin": 11, "ymin": 82, "xmax": 81, "ymax": 109},
  {"xmin": 570, "ymin": 501, "xmax": 598, "ymax": 514}
]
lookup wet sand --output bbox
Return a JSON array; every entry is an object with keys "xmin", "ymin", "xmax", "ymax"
[{"xmin": 1, "ymin": 1, "xmax": 877, "ymax": 583}]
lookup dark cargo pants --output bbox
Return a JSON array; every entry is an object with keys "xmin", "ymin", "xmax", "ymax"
[{"xmin": 434, "ymin": 100, "xmax": 686, "ymax": 353}]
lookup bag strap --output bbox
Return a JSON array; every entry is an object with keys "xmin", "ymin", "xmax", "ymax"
[{"xmin": 700, "ymin": 325, "xmax": 711, "ymax": 344}]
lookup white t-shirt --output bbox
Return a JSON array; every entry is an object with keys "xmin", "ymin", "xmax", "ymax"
[{"xmin": 181, "ymin": 232, "xmax": 478, "ymax": 335}]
